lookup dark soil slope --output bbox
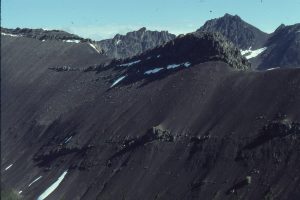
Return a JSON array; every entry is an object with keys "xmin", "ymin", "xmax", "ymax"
[{"xmin": 1, "ymin": 34, "xmax": 300, "ymax": 200}]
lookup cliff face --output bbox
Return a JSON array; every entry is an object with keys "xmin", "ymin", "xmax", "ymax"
[{"xmin": 96, "ymin": 27, "xmax": 176, "ymax": 59}]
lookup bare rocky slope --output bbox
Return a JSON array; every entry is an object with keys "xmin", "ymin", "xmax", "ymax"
[
  {"xmin": 255, "ymin": 23, "xmax": 300, "ymax": 70},
  {"xmin": 1, "ymin": 29, "xmax": 300, "ymax": 200}
]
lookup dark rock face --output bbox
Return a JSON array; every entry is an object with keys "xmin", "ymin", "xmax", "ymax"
[
  {"xmin": 104, "ymin": 31, "xmax": 250, "ymax": 87},
  {"xmin": 96, "ymin": 27, "xmax": 176, "ymax": 59},
  {"xmin": 197, "ymin": 13, "xmax": 269, "ymax": 50},
  {"xmin": 1, "ymin": 27, "xmax": 86, "ymax": 42},
  {"xmin": 257, "ymin": 23, "xmax": 300, "ymax": 69}
]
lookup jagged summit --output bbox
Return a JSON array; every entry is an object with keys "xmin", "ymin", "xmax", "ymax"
[
  {"xmin": 197, "ymin": 13, "xmax": 269, "ymax": 49},
  {"xmin": 104, "ymin": 31, "xmax": 250, "ymax": 87},
  {"xmin": 96, "ymin": 27, "xmax": 175, "ymax": 59}
]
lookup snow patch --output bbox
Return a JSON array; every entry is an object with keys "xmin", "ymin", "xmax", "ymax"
[
  {"xmin": 5, "ymin": 164, "xmax": 13, "ymax": 171},
  {"xmin": 64, "ymin": 136, "xmax": 72, "ymax": 144},
  {"xmin": 1, "ymin": 32, "xmax": 21, "ymax": 37},
  {"xmin": 184, "ymin": 62, "xmax": 191, "ymax": 67},
  {"xmin": 28, "ymin": 176, "xmax": 42, "ymax": 187},
  {"xmin": 157, "ymin": 55, "xmax": 161, "ymax": 58},
  {"xmin": 18, "ymin": 191, "xmax": 22, "ymax": 194},
  {"xmin": 37, "ymin": 170, "xmax": 68, "ymax": 200},
  {"xmin": 241, "ymin": 47, "xmax": 267, "ymax": 59},
  {"xmin": 144, "ymin": 68, "xmax": 164, "ymax": 75},
  {"xmin": 111, "ymin": 76, "xmax": 127, "ymax": 88},
  {"xmin": 116, "ymin": 39, "xmax": 122, "ymax": 45},
  {"xmin": 63, "ymin": 39, "xmax": 81, "ymax": 43},
  {"xmin": 88, "ymin": 43, "xmax": 101, "ymax": 54},
  {"xmin": 266, "ymin": 67, "xmax": 279, "ymax": 71},
  {"xmin": 240, "ymin": 47, "xmax": 252, "ymax": 56},
  {"xmin": 167, "ymin": 62, "xmax": 191, "ymax": 69},
  {"xmin": 167, "ymin": 64, "xmax": 181, "ymax": 69},
  {"xmin": 118, "ymin": 60, "xmax": 141, "ymax": 67}
]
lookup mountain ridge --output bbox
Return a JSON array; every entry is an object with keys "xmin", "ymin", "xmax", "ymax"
[{"xmin": 95, "ymin": 27, "xmax": 176, "ymax": 59}]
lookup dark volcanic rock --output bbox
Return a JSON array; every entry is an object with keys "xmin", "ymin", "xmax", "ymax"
[
  {"xmin": 197, "ymin": 13, "xmax": 269, "ymax": 50},
  {"xmin": 1, "ymin": 27, "xmax": 86, "ymax": 42},
  {"xmin": 96, "ymin": 27, "xmax": 175, "ymax": 59},
  {"xmin": 105, "ymin": 31, "xmax": 250, "ymax": 87},
  {"xmin": 257, "ymin": 23, "xmax": 300, "ymax": 69}
]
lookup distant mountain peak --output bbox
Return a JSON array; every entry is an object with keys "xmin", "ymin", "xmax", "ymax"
[
  {"xmin": 197, "ymin": 14, "xmax": 269, "ymax": 49},
  {"xmin": 137, "ymin": 27, "xmax": 147, "ymax": 32},
  {"xmin": 257, "ymin": 23, "xmax": 300, "ymax": 69},
  {"xmin": 96, "ymin": 28, "xmax": 176, "ymax": 59},
  {"xmin": 223, "ymin": 13, "xmax": 241, "ymax": 19}
]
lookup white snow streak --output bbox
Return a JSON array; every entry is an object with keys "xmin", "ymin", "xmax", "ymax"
[
  {"xmin": 157, "ymin": 55, "xmax": 161, "ymax": 58},
  {"xmin": 241, "ymin": 47, "xmax": 267, "ymax": 59},
  {"xmin": 116, "ymin": 39, "xmax": 122, "ymax": 45},
  {"xmin": 19, "ymin": 191, "xmax": 23, "ymax": 194},
  {"xmin": 118, "ymin": 60, "xmax": 141, "ymax": 67},
  {"xmin": 63, "ymin": 39, "xmax": 81, "ymax": 43},
  {"xmin": 111, "ymin": 76, "xmax": 127, "ymax": 88},
  {"xmin": 144, "ymin": 68, "xmax": 164, "ymax": 75},
  {"xmin": 266, "ymin": 67, "xmax": 279, "ymax": 71},
  {"xmin": 28, "ymin": 176, "xmax": 43, "ymax": 187},
  {"xmin": 37, "ymin": 170, "xmax": 68, "ymax": 200},
  {"xmin": 5, "ymin": 164, "xmax": 13, "ymax": 171},
  {"xmin": 167, "ymin": 64, "xmax": 181, "ymax": 69},
  {"xmin": 64, "ymin": 136, "xmax": 72, "ymax": 144},
  {"xmin": 88, "ymin": 43, "xmax": 101, "ymax": 54},
  {"xmin": 1, "ymin": 32, "xmax": 21, "ymax": 37},
  {"xmin": 184, "ymin": 62, "xmax": 191, "ymax": 67},
  {"xmin": 167, "ymin": 62, "xmax": 191, "ymax": 69}
]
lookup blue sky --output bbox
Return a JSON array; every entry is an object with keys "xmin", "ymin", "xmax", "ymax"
[{"xmin": 2, "ymin": 0, "xmax": 300, "ymax": 40}]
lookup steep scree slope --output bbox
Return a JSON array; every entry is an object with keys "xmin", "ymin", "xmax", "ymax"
[{"xmin": 1, "ymin": 33, "xmax": 300, "ymax": 200}]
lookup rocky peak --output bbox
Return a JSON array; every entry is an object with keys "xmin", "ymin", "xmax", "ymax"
[
  {"xmin": 257, "ymin": 23, "xmax": 300, "ymax": 69},
  {"xmin": 197, "ymin": 13, "xmax": 269, "ymax": 49},
  {"xmin": 96, "ymin": 28, "xmax": 176, "ymax": 59}
]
